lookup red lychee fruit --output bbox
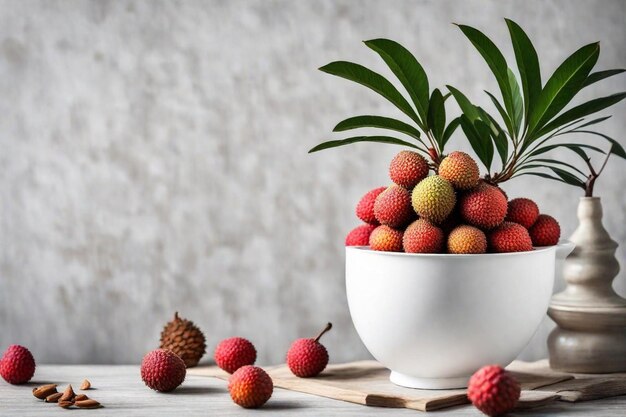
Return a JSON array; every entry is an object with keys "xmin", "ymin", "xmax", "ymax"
[
  {"xmin": 468, "ymin": 365, "xmax": 521, "ymax": 416},
  {"xmin": 438, "ymin": 151, "xmax": 480, "ymax": 190},
  {"xmin": 214, "ymin": 337, "xmax": 257, "ymax": 374},
  {"xmin": 529, "ymin": 214, "xmax": 561, "ymax": 246},
  {"xmin": 447, "ymin": 225, "xmax": 487, "ymax": 254},
  {"xmin": 345, "ymin": 224, "xmax": 377, "ymax": 246},
  {"xmin": 505, "ymin": 198, "xmax": 539, "ymax": 229},
  {"xmin": 403, "ymin": 219, "xmax": 444, "ymax": 253},
  {"xmin": 0, "ymin": 345, "xmax": 35, "ymax": 385},
  {"xmin": 374, "ymin": 185, "xmax": 415, "ymax": 228},
  {"xmin": 369, "ymin": 225, "xmax": 404, "ymax": 252},
  {"xmin": 489, "ymin": 222, "xmax": 533, "ymax": 253},
  {"xmin": 356, "ymin": 187, "xmax": 386, "ymax": 225},
  {"xmin": 389, "ymin": 150, "xmax": 429, "ymax": 189},
  {"xmin": 459, "ymin": 182, "xmax": 508, "ymax": 230},
  {"xmin": 228, "ymin": 365, "xmax": 273, "ymax": 408},
  {"xmin": 140, "ymin": 349, "xmax": 186, "ymax": 392},
  {"xmin": 287, "ymin": 323, "xmax": 332, "ymax": 378}
]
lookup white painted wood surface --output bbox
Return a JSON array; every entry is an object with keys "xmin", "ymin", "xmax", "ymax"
[{"xmin": 1, "ymin": 365, "xmax": 625, "ymax": 416}]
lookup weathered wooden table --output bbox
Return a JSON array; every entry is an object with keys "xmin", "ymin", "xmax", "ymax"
[{"xmin": 1, "ymin": 365, "xmax": 625, "ymax": 416}]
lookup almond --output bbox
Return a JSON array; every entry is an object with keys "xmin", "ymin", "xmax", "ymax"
[
  {"xmin": 60, "ymin": 384, "xmax": 76, "ymax": 402},
  {"xmin": 74, "ymin": 394, "xmax": 88, "ymax": 401},
  {"xmin": 58, "ymin": 400, "xmax": 74, "ymax": 408},
  {"xmin": 75, "ymin": 399, "xmax": 102, "ymax": 409},
  {"xmin": 32, "ymin": 384, "xmax": 58, "ymax": 399},
  {"xmin": 45, "ymin": 392, "xmax": 63, "ymax": 403},
  {"xmin": 80, "ymin": 379, "xmax": 91, "ymax": 390}
]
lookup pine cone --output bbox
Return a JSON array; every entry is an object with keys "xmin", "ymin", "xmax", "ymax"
[{"xmin": 159, "ymin": 312, "xmax": 206, "ymax": 368}]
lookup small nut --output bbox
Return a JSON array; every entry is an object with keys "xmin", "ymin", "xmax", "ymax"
[
  {"xmin": 80, "ymin": 379, "xmax": 91, "ymax": 390},
  {"xmin": 58, "ymin": 400, "xmax": 74, "ymax": 408},
  {"xmin": 74, "ymin": 394, "xmax": 88, "ymax": 401},
  {"xmin": 32, "ymin": 384, "xmax": 58, "ymax": 399},
  {"xmin": 45, "ymin": 392, "xmax": 63, "ymax": 403},
  {"xmin": 75, "ymin": 399, "xmax": 102, "ymax": 409},
  {"xmin": 60, "ymin": 384, "xmax": 76, "ymax": 402}
]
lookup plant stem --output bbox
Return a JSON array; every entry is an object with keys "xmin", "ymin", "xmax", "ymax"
[{"xmin": 314, "ymin": 323, "xmax": 333, "ymax": 342}]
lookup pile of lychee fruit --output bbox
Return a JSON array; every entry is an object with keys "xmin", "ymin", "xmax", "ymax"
[{"xmin": 346, "ymin": 150, "xmax": 561, "ymax": 253}]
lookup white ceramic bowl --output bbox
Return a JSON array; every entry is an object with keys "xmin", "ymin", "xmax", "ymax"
[{"xmin": 345, "ymin": 242, "xmax": 574, "ymax": 389}]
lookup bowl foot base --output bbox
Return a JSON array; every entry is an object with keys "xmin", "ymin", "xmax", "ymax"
[{"xmin": 390, "ymin": 371, "xmax": 469, "ymax": 389}]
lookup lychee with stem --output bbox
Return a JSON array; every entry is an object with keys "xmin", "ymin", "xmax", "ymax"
[
  {"xmin": 228, "ymin": 365, "xmax": 273, "ymax": 408},
  {"xmin": 459, "ymin": 182, "xmax": 508, "ymax": 230},
  {"xmin": 529, "ymin": 214, "xmax": 560, "ymax": 246},
  {"xmin": 369, "ymin": 225, "xmax": 404, "ymax": 252},
  {"xmin": 287, "ymin": 323, "xmax": 332, "ymax": 378},
  {"xmin": 506, "ymin": 198, "xmax": 539, "ymax": 229},
  {"xmin": 411, "ymin": 175, "xmax": 456, "ymax": 223},
  {"xmin": 374, "ymin": 185, "xmax": 415, "ymax": 228},
  {"xmin": 356, "ymin": 187, "xmax": 386, "ymax": 225},
  {"xmin": 402, "ymin": 219, "xmax": 444, "ymax": 253},
  {"xmin": 438, "ymin": 151, "xmax": 480, "ymax": 190},
  {"xmin": 389, "ymin": 150, "xmax": 429, "ymax": 189},
  {"xmin": 345, "ymin": 224, "xmax": 377, "ymax": 246},
  {"xmin": 0, "ymin": 345, "xmax": 36, "ymax": 385},
  {"xmin": 489, "ymin": 222, "xmax": 533, "ymax": 253},
  {"xmin": 447, "ymin": 225, "xmax": 487, "ymax": 254},
  {"xmin": 214, "ymin": 337, "xmax": 257, "ymax": 374}
]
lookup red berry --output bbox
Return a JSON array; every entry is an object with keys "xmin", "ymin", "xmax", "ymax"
[
  {"xmin": 403, "ymin": 219, "xmax": 444, "ymax": 253},
  {"xmin": 489, "ymin": 222, "xmax": 533, "ymax": 253},
  {"xmin": 468, "ymin": 365, "xmax": 520, "ymax": 416},
  {"xmin": 528, "ymin": 214, "xmax": 561, "ymax": 246},
  {"xmin": 389, "ymin": 150, "xmax": 429, "ymax": 189},
  {"xmin": 345, "ymin": 224, "xmax": 377, "ymax": 246},
  {"xmin": 140, "ymin": 349, "xmax": 186, "ymax": 392},
  {"xmin": 506, "ymin": 198, "xmax": 539, "ymax": 229},
  {"xmin": 369, "ymin": 225, "xmax": 404, "ymax": 252},
  {"xmin": 287, "ymin": 323, "xmax": 331, "ymax": 378},
  {"xmin": 214, "ymin": 337, "xmax": 257, "ymax": 374},
  {"xmin": 228, "ymin": 365, "xmax": 273, "ymax": 408},
  {"xmin": 374, "ymin": 185, "xmax": 415, "ymax": 228},
  {"xmin": 460, "ymin": 182, "xmax": 508, "ymax": 230},
  {"xmin": 0, "ymin": 345, "xmax": 35, "ymax": 385},
  {"xmin": 356, "ymin": 187, "xmax": 386, "ymax": 225}
]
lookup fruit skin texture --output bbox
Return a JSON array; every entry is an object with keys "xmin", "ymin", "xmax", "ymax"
[
  {"xmin": 214, "ymin": 337, "xmax": 257, "ymax": 374},
  {"xmin": 505, "ymin": 198, "xmax": 539, "ymax": 229},
  {"xmin": 374, "ymin": 185, "xmax": 415, "ymax": 228},
  {"xmin": 159, "ymin": 311, "xmax": 206, "ymax": 368},
  {"xmin": 468, "ymin": 365, "xmax": 521, "ymax": 416},
  {"xmin": 529, "ymin": 214, "xmax": 561, "ymax": 246},
  {"xmin": 460, "ymin": 182, "xmax": 508, "ymax": 230},
  {"xmin": 345, "ymin": 224, "xmax": 377, "ymax": 246},
  {"xmin": 369, "ymin": 225, "xmax": 404, "ymax": 252},
  {"xmin": 447, "ymin": 225, "xmax": 487, "ymax": 254},
  {"xmin": 389, "ymin": 150, "xmax": 429, "ymax": 189},
  {"xmin": 489, "ymin": 222, "xmax": 533, "ymax": 253},
  {"xmin": 287, "ymin": 339, "xmax": 329, "ymax": 378},
  {"xmin": 0, "ymin": 345, "xmax": 35, "ymax": 385},
  {"xmin": 403, "ymin": 219, "xmax": 444, "ymax": 253},
  {"xmin": 356, "ymin": 187, "xmax": 386, "ymax": 225},
  {"xmin": 228, "ymin": 365, "xmax": 273, "ymax": 408},
  {"xmin": 140, "ymin": 349, "xmax": 186, "ymax": 392},
  {"xmin": 438, "ymin": 151, "xmax": 480, "ymax": 190},
  {"xmin": 411, "ymin": 175, "xmax": 457, "ymax": 223}
]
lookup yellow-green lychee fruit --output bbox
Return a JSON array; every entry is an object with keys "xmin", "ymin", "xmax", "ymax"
[
  {"xmin": 438, "ymin": 151, "xmax": 480, "ymax": 190},
  {"xmin": 411, "ymin": 175, "xmax": 456, "ymax": 223}
]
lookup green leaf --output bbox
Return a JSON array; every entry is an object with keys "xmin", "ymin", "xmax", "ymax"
[
  {"xmin": 527, "ymin": 42, "xmax": 600, "ymax": 137},
  {"xmin": 485, "ymin": 90, "xmax": 514, "ymax": 138},
  {"xmin": 309, "ymin": 136, "xmax": 422, "ymax": 153},
  {"xmin": 442, "ymin": 117, "xmax": 460, "ymax": 148},
  {"xmin": 364, "ymin": 39, "xmax": 430, "ymax": 122},
  {"xmin": 447, "ymin": 85, "xmax": 481, "ymax": 121},
  {"xmin": 528, "ymin": 142, "xmax": 606, "ymax": 158},
  {"xmin": 515, "ymin": 171, "xmax": 585, "ymax": 189},
  {"xmin": 493, "ymin": 130, "xmax": 509, "ymax": 166},
  {"xmin": 537, "ymin": 92, "xmax": 626, "ymax": 136},
  {"xmin": 505, "ymin": 18, "xmax": 542, "ymax": 120},
  {"xmin": 456, "ymin": 24, "xmax": 514, "ymax": 127},
  {"xmin": 333, "ymin": 115, "xmax": 422, "ymax": 140},
  {"xmin": 319, "ymin": 61, "xmax": 421, "ymax": 125},
  {"xmin": 576, "ymin": 116, "xmax": 611, "ymax": 129},
  {"xmin": 428, "ymin": 88, "xmax": 446, "ymax": 143},
  {"xmin": 508, "ymin": 68, "xmax": 523, "ymax": 135},
  {"xmin": 460, "ymin": 116, "xmax": 494, "ymax": 169},
  {"xmin": 571, "ymin": 130, "xmax": 626, "ymax": 159},
  {"xmin": 582, "ymin": 69, "xmax": 626, "ymax": 88},
  {"xmin": 529, "ymin": 158, "xmax": 587, "ymax": 176},
  {"xmin": 548, "ymin": 166, "xmax": 586, "ymax": 186}
]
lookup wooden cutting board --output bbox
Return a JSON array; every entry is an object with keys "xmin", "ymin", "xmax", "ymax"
[{"xmin": 189, "ymin": 359, "xmax": 626, "ymax": 412}]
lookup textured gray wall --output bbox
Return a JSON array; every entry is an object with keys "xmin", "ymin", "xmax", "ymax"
[{"xmin": 0, "ymin": 0, "xmax": 624, "ymax": 365}]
